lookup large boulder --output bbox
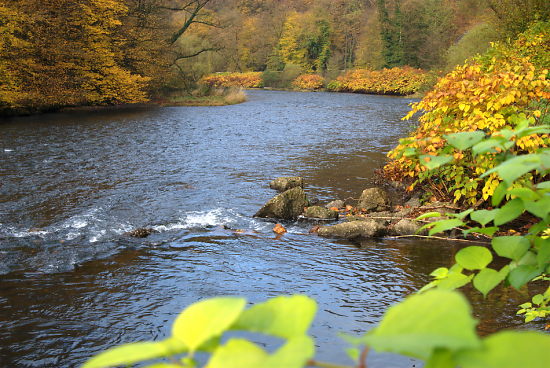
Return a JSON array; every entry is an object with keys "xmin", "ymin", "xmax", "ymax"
[
  {"xmin": 269, "ymin": 177, "xmax": 304, "ymax": 192},
  {"xmin": 254, "ymin": 187, "xmax": 309, "ymax": 220},
  {"xmin": 317, "ymin": 220, "xmax": 384, "ymax": 240},
  {"xmin": 357, "ymin": 187, "xmax": 391, "ymax": 212},
  {"xmin": 303, "ymin": 206, "xmax": 339, "ymax": 220}
]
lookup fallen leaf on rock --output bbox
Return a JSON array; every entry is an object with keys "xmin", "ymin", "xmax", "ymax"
[
  {"xmin": 329, "ymin": 207, "xmax": 339, "ymax": 211},
  {"xmin": 309, "ymin": 226, "xmax": 320, "ymax": 234},
  {"xmin": 273, "ymin": 223, "xmax": 287, "ymax": 235},
  {"xmin": 345, "ymin": 205, "xmax": 354, "ymax": 212}
]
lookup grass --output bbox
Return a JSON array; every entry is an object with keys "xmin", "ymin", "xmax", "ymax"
[{"xmin": 163, "ymin": 88, "xmax": 248, "ymax": 107}]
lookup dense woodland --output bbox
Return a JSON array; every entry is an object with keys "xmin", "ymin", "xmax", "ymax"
[{"xmin": 0, "ymin": 0, "xmax": 548, "ymax": 114}]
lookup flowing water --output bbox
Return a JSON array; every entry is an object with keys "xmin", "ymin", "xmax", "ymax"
[{"xmin": 0, "ymin": 90, "xmax": 541, "ymax": 367}]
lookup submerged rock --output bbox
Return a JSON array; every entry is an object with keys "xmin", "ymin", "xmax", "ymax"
[
  {"xmin": 303, "ymin": 206, "xmax": 339, "ymax": 220},
  {"xmin": 269, "ymin": 177, "xmax": 304, "ymax": 192},
  {"xmin": 254, "ymin": 187, "xmax": 309, "ymax": 220},
  {"xmin": 389, "ymin": 219, "xmax": 423, "ymax": 236},
  {"xmin": 126, "ymin": 228, "xmax": 157, "ymax": 238},
  {"xmin": 357, "ymin": 187, "xmax": 391, "ymax": 212},
  {"xmin": 317, "ymin": 220, "xmax": 384, "ymax": 240}
]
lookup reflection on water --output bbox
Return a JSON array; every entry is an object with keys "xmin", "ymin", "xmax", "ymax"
[{"xmin": 0, "ymin": 91, "xmax": 541, "ymax": 367}]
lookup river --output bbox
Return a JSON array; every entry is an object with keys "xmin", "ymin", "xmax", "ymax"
[{"xmin": 0, "ymin": 90, "xmax": 538, "ymax": 367}]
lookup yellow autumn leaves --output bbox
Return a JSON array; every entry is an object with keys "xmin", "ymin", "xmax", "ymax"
[{"xmin": 384, "ymin": 21, "xmax": 550, "ymax": 205}]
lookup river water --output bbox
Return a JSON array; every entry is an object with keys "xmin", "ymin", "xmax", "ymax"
[{"xmin": 0, "ymin": 90, "xmax": 539, "ymax": 367}]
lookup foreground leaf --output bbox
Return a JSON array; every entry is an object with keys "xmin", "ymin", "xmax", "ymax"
[
  {"xmin": 363, "ymin": 290, "xmax": 480, "ymax": 360},
  {"xmin": 444, "ymin": 131, "xmax": 485, "ymax": 151},
  {"xmin": 82, "ymin": 338, "xmax": 187, "ymax": 368},
  {"xmin": 457, "ymin": 331, "xmax": 550, "ymax": 368},
  {"xmin": 206, "ymin": 339, "xmax": 267, "ymax": 368},
  {"xmin": 491, "ymin": 236, "xmax": 530, "ymax": 261},
  {"xmin": 172, "ymin": 297, "xmax": 246, "ymax": 352},
  {"xmin": 265, "ymin": 336, "xmax": 315, "ymax": 368},
  {"xmin": 455, "ymin": 246, "xmax": 492, "ymax": 270},
  {"xmin": 232, "ymin": 295, "xmax": 316, "ymax": 339},
  {"xmin": 473, "ymin": 267, "xmax": 509, "ymax": 297}
]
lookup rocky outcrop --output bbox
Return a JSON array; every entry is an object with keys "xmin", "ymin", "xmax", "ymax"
[
  {"xmin": 269, "ymin": 177, "xmax": 304, "ymax": 192},
  {"xmin": 254, "ymin": 187, "xmax": 309, "ymax": 220},
  {"xmin": 317, "ymin": 220, "xmax": 385, "ymax": 240},
  {"xmin": 357, "ymin": 187, "xmax": 391, "ymax": 212},
  {"xmin": 303, "ymin": 206, "xmax": 339, "ymax": 220}
]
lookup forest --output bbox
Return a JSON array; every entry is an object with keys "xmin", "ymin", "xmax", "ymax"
[{"xmin": 1, "ymin": 0, "xmax": 548, "ymax": 113}]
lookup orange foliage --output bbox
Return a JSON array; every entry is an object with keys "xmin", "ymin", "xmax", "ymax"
[
  {"xmin": 200, "ymin": 72, "xmax": 262, "ymax": 88},
  {"xmin": 292, "ymin": 74, "xmax": 325, "ymax": 90},
  {"xmin": 327, "ymin": 66, "xmax": 428, "ymax": 96}
]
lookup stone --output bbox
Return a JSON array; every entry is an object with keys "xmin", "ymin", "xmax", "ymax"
[
  {"xmin": 389, "ymin": 219, "xmax": 423, "ymax": 236},
  {"xmin": 303, "ymin": 206, "xmax": 339, "ymax": 220},
  {"xmin": 254, "ymin": 187, "xmax": 309, "ymax": 220},
  {"xmin": 126, "ymin": 228, "xmax": 156, "ymax": 238},
  {"xmin": 404, "ymin": 195, "xmax": 421, "ymax": 208},
  {"xmin": 357, "ymin": 187, "xmax": 391, "ymax": 212},
  {"xmin": 325, "ymin": 200, "xmax": 345, "ymax": 209},
  {"xmin": 269, "ymin": 176, "xmax": 304, "ymax": 192},
  {"xmin": 317, "ymin": 220, "xmax": 384, "ymax": 240}
]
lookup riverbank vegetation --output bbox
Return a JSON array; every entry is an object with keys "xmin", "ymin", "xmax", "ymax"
[{"xmin": 2, "ymin": 0, "xmax": 549, "ymax": 114}]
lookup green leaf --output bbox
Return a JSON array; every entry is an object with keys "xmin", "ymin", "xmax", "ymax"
[
  {"xmin": 473, "ymin": 267, "xmax": 509, "ymax": 297},
  {"xmin": 493, "ymin": 199, "xmax": 524, "ymax": 226},
  {"xmin": 472, "ymin": 137, "xmax": 509, "ymax": 156},
  {"xmin": 491, "ymin": 182, "xmax": 508, "ymax": 207},
  {"xmin": 430, "ymin": 267, "xmax": 449, "ymax": 279},
  {"xmin": 346, "ymin": 347, "xmax": 360, "ymax": 362},
  {"xmin": 536, "ymin": 181, "xmax": 550, "ymax": 189},
  {"xmin": 523, "ymin": 196, "xmax": 550, "ymax": 219},
  {"xmin": 363, "ymin": 290, "xmax": 480, "ymax": 360},
  {"xmin": 232, "ymin": 295, "xmax": 316, "ymax": 339},
  {"xmin": 82, "ymin": 338, "xmax": 187, "ymax": 368},
  {"xmin": 425, "ymin": 349, "xmax": 456, "ymax": 368},
  {"xmin": 444, "ymin": 131, "xmax": 485, "ymax": 151},
  {"xmin": 428, "ymin": 219, "xmax": 464, "ymax": 236},
  {"xmin": 482, "ymin": 154, "xmax": 541, "ymax": 185},
  {"xmin": 491, "ymin": 236, "xmax": 530, "ymax": 261},
  {"xmin": 535, "ymin": 237, "xmax": 550, "ymax": 268},
  {"xmin": 416, "ymin": 211, "xmax": 442, "ymax": 220},
  {"xmin": 264, "ymin": 336, "xmax": 315, "ymax": 368},
  {"xmin": 420, "ymin": 154, "xmax": 454, "ymax": 170},
  {"xmin": 532, "ymin": 294, "xmax": 544, "ymax": 305},
  {"xmin": 454, "ymin": 208, "xmax": 474, "ymax": 220},
  {"xmin": 206, "ymin": 339, "xmax": 267, "ymax": 368},
  {"xmin": 145, "ymin": 364, "xmax": 188, "ymax": 368},
  {"xmin": 470, "ymin": 210, "xmax": 498, "ymax": 226},
  {"xmin": 403, "ymin": 147, "xmax": 418, "ymax": 157},
  {"xmin": 508, "ymin": 188, "xmax": 539, "ymax": 201},
  {"xmin": 172, "ymin": 297, "xmax": 246, "ymax": 352},
  {"xmin": 456, "ymin": 246, "xmax": 493, "ymax": 270},
  {"xmin": 437, "ymin": 272, "xmax": 474, "ymax": 290},
  {"xmin": 456, "ymin": 331, "xmax": 550, "ymax": 368},
  {"xmin": 508, "ymin": 265, "xmax": 541, "ymax": 290},
  {"xmin": 463, "ymin": 227, "xmax": 499, "ymax": 237}
]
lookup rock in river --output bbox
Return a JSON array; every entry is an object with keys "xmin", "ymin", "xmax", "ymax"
[
  {"xmin": 357, "ymin": 187, "xmax": 391, "ymax": 212},
  {"xmin": 269, "ymin": 176, "xmax": 304, "ymax": 192},
  {"xmin": 254, "ymin": 187, "xmax": 309, "ymax": 220},
  {"xmin": 125, "ymin": 228, "xmax": 157, "ymax": 238},
  {"xmin": 303, "ymin": 206, "xmax": 339, "ymax": 220},
  {"xmin": 317, "ymin": 220, "xmax": 384, "ymax": 240}
]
